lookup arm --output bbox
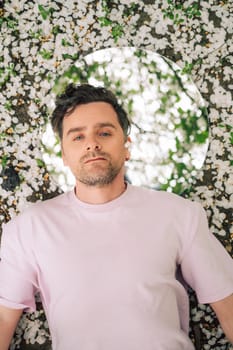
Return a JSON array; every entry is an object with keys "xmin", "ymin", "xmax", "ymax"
[
  {"xmin": 0, "ymin": 305, "xmax": 23, "ymax": 350},
  {"xmin": 210, "ymin": 293, "xmax": 233, "ymax": 344}
]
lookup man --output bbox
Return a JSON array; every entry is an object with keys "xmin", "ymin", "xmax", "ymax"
[{"xmin": 0, "ymin": 83, "xmax": 233, "ymax": 350}]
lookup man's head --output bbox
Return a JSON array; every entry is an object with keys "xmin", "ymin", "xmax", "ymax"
[
  {"xmin": 51, "ymin": 84, "xmax": 131, "ymax": 188},
  {"xmin": 51, "ymin": 83, "xmax": 131, "ymax": 140}
]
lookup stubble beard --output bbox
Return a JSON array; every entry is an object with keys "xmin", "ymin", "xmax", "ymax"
[{"xmin": 75, "ymin": 153, "xmax": 123, "ymax": 187}]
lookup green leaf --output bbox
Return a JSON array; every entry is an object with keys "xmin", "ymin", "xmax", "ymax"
[
  {"xmin": 226, "ymin": 124, "xmax": 233, "ymax": 132},
  {"xmin": 111, "ymin": 24, "xmax": 124, "ymax": 42},
  {"xmin": 62, "ymin": 38, "xmax": 73, "ymax": 47},
  {"xmin": 98, "ymin": 17, "xmax": 112, "ymax": 27},
  {"xmin": 29, "ymin": 29, "xmax": 43, "ymax": 39},
  {"xmin": 62, "ymin": 53, "xmax": 79, "ymax": 60},
  {"xmin": 36, "ymin": 159, "xmax": 45, "ymax": 168},
  {"xmin": 7, "ymin": 19, "xmax": 19, "ymax": 29},
  {"xmin": 52, "ymin": 25, "xmax": 62, "ymax": 35},
  {"xmin": 168, "ymin": 13, "xmax": 174, "ymax": 20},
  {"xmin": 4, "ymin": 101, "xmax": 12, "ymax": 111},
  {"xmin": 178, "ymin": 107, "xmax": 184, "ymax": 114},
  {"xmin": 230, "ymin": 132, "xmax": 233, "ymax": 145},
  {"xmin": 1, "ymin": 155, "xmax": 8, "ymax": 169},
  {"xmin": 196, "ymin": 131, "xmax": 209, "ymax": 144},
  {"xmin": 38, "ymin": 5, "xmax": 50, "ymax": 20},
  {"xmin": 39, "ymin": 49, "xmax": 53, "ymax": 60}
]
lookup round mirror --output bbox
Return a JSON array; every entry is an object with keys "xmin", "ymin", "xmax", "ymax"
[{"xmin": 42, "ymin": 47, "xmax": 208, "ymax": 194}]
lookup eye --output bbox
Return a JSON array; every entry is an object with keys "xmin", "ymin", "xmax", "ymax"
[
  {"xmin": 73, "ymin": 134, "xmax": 84, "ymax": 141},
  {"xmin": 99, "ymin": 131, "xmax": 111, "ymax": 137}
]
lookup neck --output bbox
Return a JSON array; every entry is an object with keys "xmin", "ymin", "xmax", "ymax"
[{"xmin": 75, "ymin": 173, "xmax": 127, "ymax": 204}]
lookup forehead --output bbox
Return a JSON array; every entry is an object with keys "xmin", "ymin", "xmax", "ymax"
[{"xmin": 64, "ymin": 101, "xmax": 119, "ymax": 126}]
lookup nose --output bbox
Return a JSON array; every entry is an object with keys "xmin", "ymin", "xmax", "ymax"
[{"xmin": 85, "ymin": 138, "xmax": 101, "ymax": 151}]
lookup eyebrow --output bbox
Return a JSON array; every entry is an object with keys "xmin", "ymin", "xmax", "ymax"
[{"xmin": 66, "ymin": 122, "xmax": 117, "ymax": 137}]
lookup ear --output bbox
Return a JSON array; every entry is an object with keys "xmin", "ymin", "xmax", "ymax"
[
  {"xmin": 124, "ymin": 136, "xmax": 131, "ymax": 161},
  {"xmin": 124, "ymin": 136, "xmax": 132, "ymax": 148},
  {"xmin": 61, "ymin": 145, "xmax": 68, "ymax": 166}
]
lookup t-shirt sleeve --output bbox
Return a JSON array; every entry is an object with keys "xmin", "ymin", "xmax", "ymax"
[
  {"xmin": 180, "ymin": 202, "xmax": 233, "ymax": 304},
  {"xmin": 0, "ymin": 216, "xmax": 38, "ymax": 312}
]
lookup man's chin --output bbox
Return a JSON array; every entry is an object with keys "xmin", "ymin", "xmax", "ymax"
[
  {"xmin": 78, "ymin": 172, "xmax": 118, "ymax": 187},
  {"xmin": 80, "ymin": 179, "xmax": 112, "ymax": 187}
]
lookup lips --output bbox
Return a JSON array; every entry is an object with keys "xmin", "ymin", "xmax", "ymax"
[
  {"xmin": 84, "ymin": 157, "xmax": 106, "ymax": 164},
  {"xmin": 82, "ymin": 152, "xmax": 109, "ymax": 164}
]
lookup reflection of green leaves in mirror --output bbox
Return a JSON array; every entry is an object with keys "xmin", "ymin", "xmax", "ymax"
[{"xmin": 44, "ymin": 48, "xmax": 208, "ymax": 194}]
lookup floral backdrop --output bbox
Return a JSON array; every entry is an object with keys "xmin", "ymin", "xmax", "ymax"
[{"xmin": 0, "ymin": 0, "xmax": 232, "ymax": 349}]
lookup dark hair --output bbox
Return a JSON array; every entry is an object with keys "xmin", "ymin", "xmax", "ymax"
[{"xmin": 51, "ymin": 83, "xmax": 131, "ymax": 140}]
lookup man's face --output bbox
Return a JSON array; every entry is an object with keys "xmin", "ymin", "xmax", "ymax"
[{"xmin": 61, "ymin": 101, "xmax": 130, "ymax": 187}]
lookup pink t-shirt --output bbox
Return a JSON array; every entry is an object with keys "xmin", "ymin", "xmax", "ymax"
[{"xmin": 1, "ymin": 185, "xmax": 233, "ymax": 350}]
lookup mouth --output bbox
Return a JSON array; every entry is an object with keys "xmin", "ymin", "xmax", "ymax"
[{"xmin": 84, "ymin": 157, "xmax": 107, "ymax": 164}]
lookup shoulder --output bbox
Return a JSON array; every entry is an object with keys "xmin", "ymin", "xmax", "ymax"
[
  {"xmin": 29, "ymin": 191, "xmax": 71, "ymax": 212},
  {"xmin": 129, "ymin": 184, "xmax": 198, "ymax": 210},
  {"xmin": 128, "ymin": 185, "xmax": 206, "ymax": 228},
  {"xmin": 3, "ymin": 191, "xmax": 72, "ymax": 232}
]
